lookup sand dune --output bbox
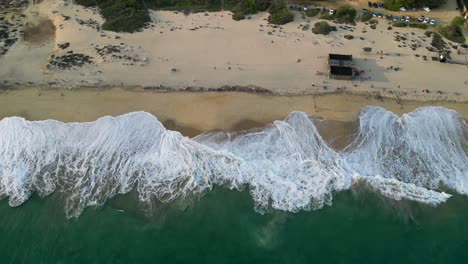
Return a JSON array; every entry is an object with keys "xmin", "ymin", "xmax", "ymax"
[{"xmin": 0, "ymin": 0, "xmax": 467, "ymax": 101}]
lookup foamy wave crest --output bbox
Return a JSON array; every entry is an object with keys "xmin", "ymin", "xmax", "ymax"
[{"xmin": 0, "ymin": 107, "xmax": 466, "ymax": 218}]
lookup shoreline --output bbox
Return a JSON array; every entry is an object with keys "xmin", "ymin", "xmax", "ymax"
[{"xmin": 2, "ymin": 83, "xmax": 468, "ymax": 102}]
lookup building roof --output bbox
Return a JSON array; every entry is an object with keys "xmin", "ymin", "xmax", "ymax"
[{"xmin": 329, "ymin": 54, "xmax": 353, "ymax": 61}]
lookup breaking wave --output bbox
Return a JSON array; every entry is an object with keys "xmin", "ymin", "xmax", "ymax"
[{"xmin": 0, "ymin": 106, "xmax": 466, "ymax": 218}]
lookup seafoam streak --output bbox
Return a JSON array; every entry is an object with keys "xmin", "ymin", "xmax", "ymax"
[{"xmin": 0, "ymin": 106, "xmax": 466, "ymax": 218}]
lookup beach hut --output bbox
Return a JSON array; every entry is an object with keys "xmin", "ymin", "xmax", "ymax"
[
  {"xmin": 329, "ymin": 66, "xmax": 354, "ymax": 80},
  {"xmin": 327, "ymin": 53, "xmax": 354, "ymax": 80},
  {"xmin": 328, "ymin": 54, "xmax": 353, "ymax": 66}
]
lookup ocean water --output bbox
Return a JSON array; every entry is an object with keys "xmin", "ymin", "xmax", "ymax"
[{"xmin": 0, "ymin": 106, "xmax": 467, "ymax": 263}]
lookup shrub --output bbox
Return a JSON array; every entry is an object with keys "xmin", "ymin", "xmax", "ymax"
[
  {"xmin": 393, "ymin": 21, "xmax": 407, "ymax": 27},
  {"xmin": 306, "ymin": 8, "xmax": 320, "ymax": 17},
  {"xmin": 232, "ymin": 11, "xmax": 245, "ymax": 20},
  {"xmin": 75, "ymin": 0, "xmax": 151, "ymax": 33},
  {"xmin": 368, "ymin": 19, "xmax": 378, "ymax": 24},
  {"xmin": 451, "ymin": 16, "xmax": 465, "ymax": 27},
  {"xmin": 335, "ymin": 6, "xmax": 356, "ymax": 24},
  {"xmin": 268, "ymin": 8, "xmax": 294, "ymax": 24},
  {"xmin": 431, "ymin": 32, "xmax": 446, "ymax": 50},
  {"xmin": 439, "ymin": 24, "xmax": 466, "ymax": 43},
  {"xmin": 312, "ymin": 21, "xmax": 331, "ymax": 35},
  {"xmin": 360, "ymin": 12, "xmax": 372, "ymax": 22}
]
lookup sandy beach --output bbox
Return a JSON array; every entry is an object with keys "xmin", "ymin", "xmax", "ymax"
[
  {"xmin": 0, "ymin": 0, "xmax": 467, "ymax": 101},
  {"xmin": 1, "ymin": 87, "xmax": 467, "ymax": 137}
]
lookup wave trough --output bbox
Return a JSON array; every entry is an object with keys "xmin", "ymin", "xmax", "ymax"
[{"xmin": 0, "ymin": 106, "xmax": 466, "ymax": 218}]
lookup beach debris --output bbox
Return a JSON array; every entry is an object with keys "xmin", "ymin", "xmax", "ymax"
[
  {"xmin": 57, "ymin": 42, "xmax": 70, "ymax": 50},
  {"xmin": 76, "ymin": 19, "xmax": 101, "ymax": 31},
  {"xmin": 46, "ymin": 52, "xmax": 93, "ymax": 70}
]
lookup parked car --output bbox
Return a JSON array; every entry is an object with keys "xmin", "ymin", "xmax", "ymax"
[
  {"xmin": 377, "ymin": 13, "xmax": 383, "ymax": 18},
  {"xmin": 430, "ymin": 19, "xmax": 436, "ymax": 25},
  {"xmin": 373, "ymin": 2, "xmax": 378, "ymax": 8},
  {"xmin": 329, "ymin": 9, "xmax": 335, "ymax": 15},
  {"xmin": 393, "ymin": 16, "xmax": 399, "ymax": 21},
  {"xmin": 423, "ymin": 7, "xmax": 431, "ymax": 12},
  {"xmin": 423, "ymin": 17, "xmax": 429, "ymax": 23},
  {"xmin": 400, "ymin": 16, "xmax": 405, "ymax": 21},
  {"xmin": 386, "ymin": 14, "xmax": 392, "ymax": 20},
  {"xmin": 418, "ymin": 16, "xmax": 425, "ymax": 22},
  {"xmin": 368, "ymin": 1, "xmax": 372, "ymax": 7},
  {"xmin": 399, "ymin": 7, "xmax": 407, "ymax": 12},
  {"xmin": 377, "ymin": 2, "xmax": 383, "ymax": 8},
  {"xmin": 405, "ymin": 16, "xmax": 410, "ymax": 22}
]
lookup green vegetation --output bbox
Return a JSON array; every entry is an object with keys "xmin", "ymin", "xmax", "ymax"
[
  {"xmin": 267, "ymin": 0, "xmax": 294, "ymax": 25},
  {"xmin": 383, "ymin": 0, "xmax": 447, "ymax": 11},
  {"xmin": 360, "ymin": 11, "xmax": 372, "ymax": 22},
  {"xmin": 75, "ymin": 0, "xmax": 299, "ymax": 32},
  {"xmin": 335, "ymin": 6, "xmax": 356, "ymax": 24},
  {"xmin": 439, "ymin": 24, "xmax": 466, "ymax": 43},
  {"xmin": 75, "ymin": 0, "xmax": 150, "ymax": 33},
  {"xmin": 409, "ymin": 23, "xmax": 428, "ymax": 29},
  {"xmin": 393, "ymin": 21, "xmax": 406, "ymax": 27},
  {"xmin": 438, "ymin": 17, "xmax": 466, "ymax": 43},
  {"xmin": 368, "ymin": 19, "xmax": 378, "ymax": 24},
  {"xmin": 305, "ymin": 8, "xmax": 320, "ymax": 17},
  {"xmin": 312, "ymin": 21, "xmax": 331, "ymax": 35},
  {"xmin": 430, "ymin": 32, "xmax": 446, "ymax": 50},
  {"xmin": 451, "ymin": 16, "xmax": 466, "ymax": 27},
  {"xmin": 231, "ymin": 0, "xmax": 272, "ymax": 22},
  {"xmin": 320, "ymin": 6, "xmax": 356, "ymax": 24}
]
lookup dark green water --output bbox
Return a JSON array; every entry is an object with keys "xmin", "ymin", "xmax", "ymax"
[{"xmin": 1, "ymin": 189, "xmax": 468, "ymax": 264}]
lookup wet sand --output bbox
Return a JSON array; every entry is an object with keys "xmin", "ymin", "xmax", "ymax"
[{"xmin": 1, "ymin": 87, "xmax": 467, "ymax": 138}]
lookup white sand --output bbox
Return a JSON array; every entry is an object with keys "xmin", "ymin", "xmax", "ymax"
[{"xmin": 0, "ymin": 0, "xmax": 467, "ymax": 101}]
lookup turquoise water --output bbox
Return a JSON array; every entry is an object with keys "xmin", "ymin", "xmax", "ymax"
[{"xmin": 1, "ymin": 188, "xmax": 468, "ymax": 263}]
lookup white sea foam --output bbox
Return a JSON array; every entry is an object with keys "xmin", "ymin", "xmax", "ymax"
[{"xmin": 0, "ymin": 107, "xmax": 466, "ymax": 218}]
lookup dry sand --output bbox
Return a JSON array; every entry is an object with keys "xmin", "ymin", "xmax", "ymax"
[
  {"xmin": 1, "ymin": 87, "xmax": 466, "ymax": 137},
  {"xmin": 0, "ymin": 0, "xmax": 467, "ymax": 101}
]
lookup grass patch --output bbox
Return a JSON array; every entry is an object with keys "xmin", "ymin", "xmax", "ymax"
[
  {"xmin": 360, "ymin": 12, "xmax": 372, "ymax": 22},
  {"xmin": 368, "ymin": 19, "xmax": 378, "ymax": 25},
  {"xmin": 409, "ymin": 23, "xmax": 428, "ymax": 30},
  {"xmin": 393, "ymin": 21, "xmax": 407, "ymax": 27},
  {"xmin": 305, "ymin": 8, "xmax": 320, "ymax": 17}
]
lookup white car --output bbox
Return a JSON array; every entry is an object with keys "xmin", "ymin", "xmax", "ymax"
[
  {"xmin": 423, "ymin": 7, "xmax": 431, "ymax": 12},
  {"xmin": 423, "ymin": 17, "xmax": 429, "ymax": 23},
  {"xmin": 329, "ymin": 9, "xmax": 335, "ymax": 15},
  {"xmin": 399, "ymin": 7, "xmax": 406, "ymax": 12},
  {"xmin": 405, "ymin": 16, "xmax": 410, "ymax": 22},
  {"xmin": 430, "ymin": 19, "xmax": 436, "ymax": 25}
]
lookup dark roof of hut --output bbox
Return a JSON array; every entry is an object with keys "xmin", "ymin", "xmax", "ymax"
[
  {"xmin": 330, "ymin": 66, "xmax": 353, "ymax": 76},
  {"xmin": 328, "ymin": 54, "xmax": 353, "ymax": 61}
]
